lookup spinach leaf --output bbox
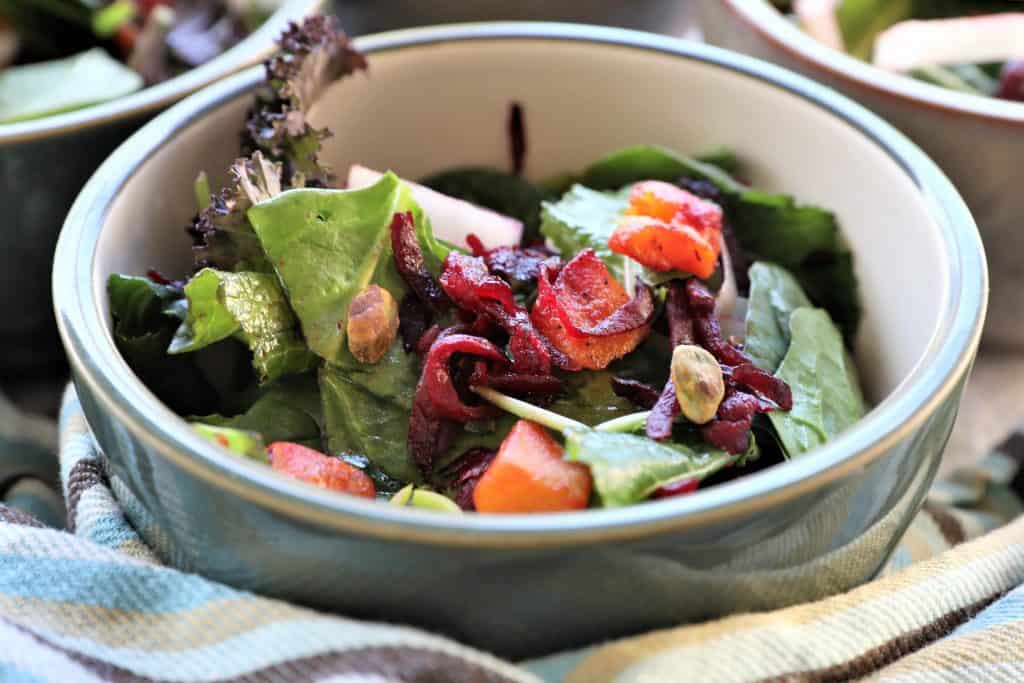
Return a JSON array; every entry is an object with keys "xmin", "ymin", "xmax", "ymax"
[
  {"xmin": 191, "ymin": 374, "xmax": 323, "ymax": 450},
  {"xmin": 191, "ymin": 424, "xmax": 268, "ymax": 462},
  {"xmin": 247, "ymin": 173, "xmax": 437, "ymax": 363},
  {"xmin": 540, "ymin": 185, "xmax": 630, "ymax": 279},
  {"xmin": 168, "ymin": 268, "xmax": 316, "ymax": 383},
  {"xmin": 565, "ymin": 429, "xmax": 756, "ymax": 507},
  {"xmin": 769, "ymin": 308, "xmax": 865, "ymax": 457},
  {"xmin": 744, "ymin": 262, "xmax": 812, "ymax": 372},
  {"xmin": 439, "ymin": 414, "xmax": 517, "ymax": 471},
  {"xmin": 107, "ymin": 274, "xmax": 180, "ymax": 337},
  {"xmin": 328, "ymin": 338, "xmax": 418, "ymax": 409},
  {"xmin": 697, "ymin": 147, "xmax": 744, "ymax": 177},
  {"xmin": 319, "ymin": 364, "xmax": 420, "ymax": 484},
  {"xmin": 550, "ymin": 372, "xmax": 638, "ymax": 427},
  {"xmin": 0, "ymin": 48, "xmax": 143, "ymax": 123},
  {"xmin": 108, "ymin": 274, "xmax": 243, "ymax": 417},
  {"xmin": 420, "ymin": 166, "xmax": 545, "ymax": 243},
  {"xmin": 579, "ymin": 144, "xmax": 744, "ymax": 194}
]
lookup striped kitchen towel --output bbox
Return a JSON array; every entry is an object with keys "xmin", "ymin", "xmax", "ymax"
[{"xmin": 0, "ymin": 386, "xmax": 1022, "ymax": 682}]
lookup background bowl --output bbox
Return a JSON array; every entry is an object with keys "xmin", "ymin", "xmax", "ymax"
[
  {"xmin": 333, "ymin": 0, "xmax": 693, "ymax": 35},
  {"xmin": 54, "ymin": 23, "xmax": 985, "ymax": 658},
  {"xmin": 698, "ymin": 0, "xmax": 1022, "ymax": 349},
  {"xmin": 1, "ymin": 0, "xmax": 322, "ymax": 383}
]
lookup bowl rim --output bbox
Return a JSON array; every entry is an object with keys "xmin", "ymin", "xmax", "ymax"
[
  {"xmin": 718, "ymin": 0, "xmax": 1024, "ymax": 126},
  {"xmin": 54, "ymin": 21, "xmax": 987, "ymax": 548},
  {"xmin": 0, "ymin": 0, "xmax": 322, "ymax": 144}
]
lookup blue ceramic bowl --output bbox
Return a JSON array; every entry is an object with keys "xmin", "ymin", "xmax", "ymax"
[
  {"xmin": 0, "ymin": 0, "xmax": 321, "ymax": 378},
  {"xmin": 54, "ymin": 23, "xmax": 986, "ymax": 658}
]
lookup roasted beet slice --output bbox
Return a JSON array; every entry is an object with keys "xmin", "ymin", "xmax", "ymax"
[
  {"xmin": 418, "ymin": 333, "xmax": 506, "ymax": 422},
  {"xmin": 476, "ymin": 371, "xmax": 563, "ymax": 399},
  {"xmin": 611, "ymin": 377, "xmax": 662, "ymax": 409},
  {"xmin": 665, "ymin": 282, "xmax": 695, "ymax": 347},
  {"xmin": 443, "ymin": 447, "xmax": 498, "ymax": 510},
  {"xmin": 408, "ymin": 400, "xmax": 458, "ymax": 476},
  {"xmin": 646, "ymin": 382, "xmax": 682, "ymax": 441},
  {"xmin": 440, "ymin": 252, "xmax": 562, "ymax": 374},
  {"xmin": 647, "ymin": 278, "xmax": 792, "ymax": 449},
  {"xmin": 407, "ymin": 332, "xmax": 510, "ymax": 475},
  {"xmin": 467, "ymin": 234, "xmax": 560, "ymax": 286},
  {"xmin": 398, "ymin": 293, "xmax": 432, "ymax": 352},
  {"xmin": 731, "ymin": 363, "xmax": 793, "ymax": 411},
  {"xmin": 440, "ymin": 252, "xmax": 518, "ymax": 315},
  {"xmin": 391, "ymin": 211, "xmax": 451, "ymax": 312}
]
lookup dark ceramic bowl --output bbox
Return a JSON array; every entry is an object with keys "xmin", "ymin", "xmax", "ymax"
[
  {"xmin": 54, "ymin": 23, "xmax": 986, "ymax": 659},
  {"xmin": 1, "ymin": 0, "xmax": 321, "ymax": 378}
]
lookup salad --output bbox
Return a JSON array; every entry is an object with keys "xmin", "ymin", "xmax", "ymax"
[
  {"xmin": 776, "ymin": 0, "xmax": 1024, "ymax": 100},
  {"xmin": 0, "ymin": 0, "xmax": 275, "ymax": 123},
  {"xmin": 108, "ymin": 16, "xmax": 866, "ymax": 514}
]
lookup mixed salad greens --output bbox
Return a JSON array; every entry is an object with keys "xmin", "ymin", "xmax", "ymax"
[
  {"xmin": 775, "ymin": 0, "xmax": 1024, "ymax": 100},
  {"xmin": 108, "ymin": 16, "xmax": 867, "ymax": 514},
  {"xmin": 0, "ymin": 0, "xmax": 275, "ymax": 123}
]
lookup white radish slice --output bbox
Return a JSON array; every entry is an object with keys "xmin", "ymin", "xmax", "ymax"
[
  {"xmin": 347, "ymin": 165, "xmax": 524, "ymax": 249},
  {"xmin": 715, "ymin": 234, "xmax": 738, "ymax": 319},
  {"xmin": 873, "ymin": 14, "xmax": 1024, "ymax": 72},
  {"xmin": 794, "ymin": 0, "xmax": 845, "ymax": 51}
]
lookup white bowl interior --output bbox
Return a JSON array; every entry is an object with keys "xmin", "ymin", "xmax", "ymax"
[{"xmin": 94, "ymin": 38, "xmax": 950, "ymax": 407}]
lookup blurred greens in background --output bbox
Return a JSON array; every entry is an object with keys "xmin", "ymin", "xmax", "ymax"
[{"xmin": 331, "ymin": 0, "xmax": 695, "ymax": 36}]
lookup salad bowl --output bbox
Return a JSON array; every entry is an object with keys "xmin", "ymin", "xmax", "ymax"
[
  {"xmin": 54, "ymin": 23, "xmax": 985, "ymax": 658},
  {"xmin": 698, "ymin": 0, "xmax": 1022, "ymax": 349},
  {"xmin": 0, "ymin": 0, "xmax": 322, "ymax": 378}
]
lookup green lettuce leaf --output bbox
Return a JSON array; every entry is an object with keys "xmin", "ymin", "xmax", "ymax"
[
  {"xmin": 107, "ymin": 274, "xmax": 255, "ymax": 417},
  {"xmin": 247, "ymin": 172, "xmax": 437, "ymax": 363},
  {"xmin": 540, "ymin": 185, "xmax": 630, "ymax": 279},
  {"xmin": 769, "ymin": 307, "xmax": 865, "ymax": 457},
  {"xmin": 190, "ymin": 374, "xmax": 323, "ymax": 450},
  {"xmin": 0, "ymin": 48, "xmax": 143, "ymax": 124},
  {"xmin": 565, "ymin": 429, "xmax": 757, "ymax": 507},
  {"xmin": 168, "ymin": 268, "xmax": 316, "ymax": 383},
  {"xmin": 744, "ymin": 262, "xmax": 812, "ymax": 372},
  {"xmin": 420, "ymin": 166, "xmax": 545, "ymax": 244},
  {"xmin": 835, "ymin": 0, "xmax": 915, "ymax": 60},
  {"xmin": 319, "ymin": 364, "xmax": 420, "ymax": 484}
]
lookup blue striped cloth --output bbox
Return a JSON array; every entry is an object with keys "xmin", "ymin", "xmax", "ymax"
[{"xmin": 0, "ymin": 386, "xmax": 1022, "ymax": 682}]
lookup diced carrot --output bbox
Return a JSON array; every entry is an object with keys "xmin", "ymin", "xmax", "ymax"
[
  {"xmin": 610, "ymin": 216, "xmax": 719, "ymax": 278},
  {"xmin": 268, "ymin": 442, "xmax": 375, "ymax": 498},
  {"xmin": 473, "ymin": 420, "xmax": 592, "ymax": 513},
  {"xmin": 610, "ymin": 180, "xmax": 723, "ymax": 278},
  {"xmin": 530, "ymin": 251, "xmax": 650, "ymax": 370}
]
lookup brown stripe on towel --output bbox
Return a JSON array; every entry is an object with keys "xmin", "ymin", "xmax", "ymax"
[
  {"xmin": 0, "ymin": 503, "xmax": 43, "ymax": 528},
  {"xmin": 65, "ymin": 457, "xmax": 107, "ymax": 533},
  {"xmin": 922, "ymin": 501, "xmax": 966, "ymax": 547},
  {"xmin": 5, "ymin": 614, "xmax": 525, "ymax": 683},
  {"xmin": 754, "ymin": 594, "xmax": 1003, "ymax": 683}
]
